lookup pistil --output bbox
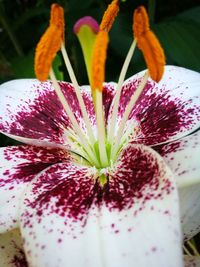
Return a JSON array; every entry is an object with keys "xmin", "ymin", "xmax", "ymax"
[{"xmin": 73, "ymin": 16, "xmax": 99, "ymax": 84}]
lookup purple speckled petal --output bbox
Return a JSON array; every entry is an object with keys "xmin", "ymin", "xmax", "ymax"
[
  {"xmin": 102, "ymin": 82, "xmax": 116, "ymax": 123},
  {"xmin": 0, "ymin": 80, "xmax": 115, "ymax": 147},
  {"xmin": 154, "ymin": 130, "xmax": 200, "ymax": 240},
  {"xmin": 0, "ymin": 79, "xmax": 72, "ymax": 147},
  {"xmin": 0, "ymin": 229, "xmax": 28, "ymax": 267},
  {"xmin": 0, "ymin": 145, "xmax": 68, "ymax": 233},
  {"xmin": 184, "ymin": 256, "xmax": 200, "ymax": 267},
  {"xmin": 111, "ymin": 66, "xmax": 200, "ymax": 146},
  {"xmin": 19, "ymin": 145, "xmax": 182, "ymax": 267}
]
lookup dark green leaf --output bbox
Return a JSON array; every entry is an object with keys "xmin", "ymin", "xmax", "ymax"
[
  {"xmin": 11, "ymin": 50, "xmax": 35, "ymax": 78},
  {"xmin": 177, "ymin": 6, "xmax": 200, "ymax": 24},
  {"xmin": 153, "ymin": 19, "xmax": 200, "ymax": 72}
]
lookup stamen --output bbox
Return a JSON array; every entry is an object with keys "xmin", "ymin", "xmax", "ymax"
[
  {"xmin": 91, "ymin": 0, "xmax": 120, "ymax": 91},
  {"xmin": 50, "ymin": 4, "xmax": 65, "ymax": 35},
  {"xmin": 35, "ymin": 4, "xmax": 96, "ymax": 153},
  {"xmin": 187, "ymin": 240, "xmax": 200, "ymax": 256},
  {"xmin": 90, "ymin": 0, "xmax": 120, "ymax": 167},
  {"xmin": 60, "ymin": 126, "xmax": 86, "ymax": 158},
  {"xmin": 91, "ymin": 30, "xmax": 109, "ymax": 92},
  {"xmin": 95, "ymin": 90, "xmax": 109, "ymax": 167},
  {"xmin": 133, "ymin": 5, "xmax": 149, "ymax": 36},
  {"xmin": 34, "ymin": 25, "xmax": 63, "ymax": 81},
  {"xmin": 100, "ymin": 0, "xmax": 119, "ymax": 32},
  {"xmin": 133, "ymin": 6, "xmax": 165, "ymax": 82},
  {"xmin": 49, "ymin": 68, "xmax": 100, "ymax": 167},
  {"xmin": 111, "ymin": 71, "xmax": 149, "ymax": 159},
  {"xmin": 91, "ymin": 34, "xmax": 110, "ymax": 165},
  {"xmin": 34, "ymin": 4, "xmax": 64, "ymax": 81},
  {"xmin": 61, "ymin": 43, "xmax": 96, "ymax": 145},
  {"xmin": 183, "ymin": 245, "xmax": 192, "ymax": 256},
  {"xmin": 107, "ymin": 39, "xmax": 137, "ymax": 143}
]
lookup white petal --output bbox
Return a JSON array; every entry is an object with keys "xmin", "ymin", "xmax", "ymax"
[
  {"xmin": 19, "ymin": 145, "xmax": 183, "ymax": 267},
  {"xmin": 0, "ymin": 228, "xmax": 27, "ymax": 266},
  {"xmin": 114, "ymin": 66, "xmax": 200, "ymax": 146},
  {"xmin": 179, "ymin": 184, "xmax": 200, "ymax": 240},
  {"xmin": 158, "ymin": 130, "xmax": 200, "ymax": 187},
  {"xmin": 156, "ymin": 131, "xmax": 200, "ymax": 240},
  {"xmin": 0, "ymin": 145, "xmax": 67, "ymax": 233}
]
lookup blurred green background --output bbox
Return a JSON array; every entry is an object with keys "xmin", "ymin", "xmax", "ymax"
[
  {"xmin": 0, "ymin": 0, "xmax": 200, "ymax": 254},
  {"xmin": 1, "ymin": 0, "xmax": 200, "ymax": 84}
]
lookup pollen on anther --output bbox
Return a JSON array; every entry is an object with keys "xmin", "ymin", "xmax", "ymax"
[
  {"xmin": 133, "ymin": 6, "xmax": 149, "ymax": 37},
  {"xmin": 50, "ymin": 3, "xmax": 65, "ymax": 40},
  {"xmin": 91, "ymin": 0, "xmax": 119, "ymax": 92},
  {"xmin": 91, "ymin": 31, "xmax": 109, "ymax": 92},
  {"xmin": 133, "ymin": 6, "xmax": 165, "ymax": 82},
  {"xmin": 34, "ymin": 4, "xmax": 65, "ymax": 81},
  {"xmin": 100, "ymin": 0, "xmax": 119, "ymax": 32}
]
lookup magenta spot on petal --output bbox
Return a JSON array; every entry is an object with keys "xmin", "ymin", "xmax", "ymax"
[
  {"xmin": 11, "ymin": 248, "xmax": 28, "ymax": 267},
  {"xmin": 1, "ymin": 85, "xmax": 70, "ymax": 143},
  {"xmin": 151, "ymin": 246, "xmax": 157, "ymax": 252},
  {"xmin": 1, "ymin": 146, "xmax": 68, "ymax": 187},
  {"xmin": 164, "ymin": 210, "xmax": 170, "ymax": 215},
  {"xmin": 155, "ymin": 141, "xmax": 181, "ymax": 156},
  {"xmin": 0, "ymin": 82, "xmax": 81, "ymax": 144},
  {"xmin": 0, "ymin": 82, "xmax": 114, "ymax": 144},
  {"xmin": 22, "ymin": 146, "xmax": 173, "ymax": 231},
  {"xmin": 103, "ymin": 83, "xmax": 115, "ymax": 123},
  {"xmin": 119, "ymin": 79, "xmax": 200, "ymax": 145}
]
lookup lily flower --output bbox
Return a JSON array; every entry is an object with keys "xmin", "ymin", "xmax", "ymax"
[{"xmin": 0, "ymin": 2, "xmax": 200, "ymax": 267}]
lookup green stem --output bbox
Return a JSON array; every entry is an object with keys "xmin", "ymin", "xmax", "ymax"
[
  {"xmin": 0, "ymin": 14, "xmax": 24, "ymax": 56},
  {"xmin": 148, "ymin": 0, "xmax": 156, "ymax": 24}
]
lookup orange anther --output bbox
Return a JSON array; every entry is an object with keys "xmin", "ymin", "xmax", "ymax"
[
  {"xmin": 133, "ymin": 6, "xmax": 149, "ymax": 37},
  {"xmin": 137, "ymin": 31, "xmax": 165, "ymax": 82},
  {"xmin": 100, "ymin": 0, "xmax": 119, "ymax": 32},
  {"xmin": 34, "ymin": 4, "xmax": 64, "ymax": 81},
  {"xmin": 91, "ymin": 0, "xmax": 119, "ymax": 92},
  {"xmin": 91, "ymin": 31, "xmax": 109, "ymax": 92},
  {"xmin": 50, "ymin": 3, "xmax": 65, "ymax": 40},
  {"xmin": 133, "ymin": 6, "xmax": 165, "ymax": 82}
]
